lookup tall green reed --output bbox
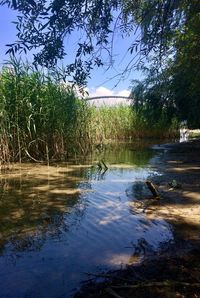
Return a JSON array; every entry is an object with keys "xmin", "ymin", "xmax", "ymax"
[
  {"xmin": 88, "ymin": 103, "xmax": 178, "ymax": 141},
  {"xmin": 0, "ymin": 58, "xmax": 179, "ymax": 166},
  {"xmin": 0, "ymin": 58, "xmax": 90, "ymax": 164}
]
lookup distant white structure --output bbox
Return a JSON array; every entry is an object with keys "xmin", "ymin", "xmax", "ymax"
[
  {"xmin": 86, "ymin": 95, "xmax": 132, "ymax": 106},
  {"xmin": 180, "ymin": 120, "xmax": 189, "ymax": 142},
  {"xmin": 87, "ymin": 87, "xmax": 131, "ymax": 106}
]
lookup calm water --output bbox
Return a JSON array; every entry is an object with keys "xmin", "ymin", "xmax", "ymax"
[{"xmin": 0, "ymin": 143, "xmax": 173, "ymax": 297}]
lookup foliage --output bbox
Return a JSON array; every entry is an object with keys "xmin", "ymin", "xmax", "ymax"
[
  {"xmin": 130, "ymin": 1, "xmax": 200, "ymax": 127},
  {"xmin": 0, "ymin": 59, "xmax": 178, "ymax": 166},
  {"xmin": 1, "ymin": 0, "xmax": 199, "ymax": 128},
  {"xmin": 0, "ymin": 0, "xmax": 200, "ymax": 129},
  {"xmin": 123, "ymin": 0, "xmax": 187, "ymax": 61},
  {"xmin": 171, "ymin": 3, "xmax": 200, "ymax": 127},
  {"xmin": 0, "ymin": 0, "xmax": 122, "ymax": 85},
  {"xmin": 1, "ymin": 0, "xmax": 198, "ymax": 84}
]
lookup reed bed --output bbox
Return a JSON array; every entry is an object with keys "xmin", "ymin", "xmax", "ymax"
[
  {"xmin": 89, "ymin": 104, "xmax": 178, "ymax": 141},
  {"xmin": 0, "ymin": 59, "xmax": 178, "ymax": 166}
]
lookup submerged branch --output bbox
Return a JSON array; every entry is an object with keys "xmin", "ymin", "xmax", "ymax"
[{"xmin": 146, "ymin": 180, "xmax": 160, "ymax": 199}]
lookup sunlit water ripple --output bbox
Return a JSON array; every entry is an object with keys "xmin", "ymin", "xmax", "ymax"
[{"xmin": 0, "ymin": 143, "xmax": 173, "ymax": 297}]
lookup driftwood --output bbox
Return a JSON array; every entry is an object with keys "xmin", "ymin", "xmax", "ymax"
[{"xmin": 146, "ymin": 180, "xmax": 160, "ymax": 199}]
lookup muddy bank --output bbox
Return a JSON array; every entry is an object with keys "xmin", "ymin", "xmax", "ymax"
[
  {"xmin": 150, "ymin": 139, "xmax": 200, "ymax": 242},
  {"xmin": 75, "ymin": 139, "xmax": 200, "ymax": 298}
]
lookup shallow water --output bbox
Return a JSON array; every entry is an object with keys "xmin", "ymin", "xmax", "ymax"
[{"xmin": 0, "ymin": 143, "xmax": 173, "ymax": 297}]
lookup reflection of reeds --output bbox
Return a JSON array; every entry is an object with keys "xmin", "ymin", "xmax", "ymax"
[
  {"xmin": 0, "ymin": 162, "xmax": 88, "ymax": 253},
  {"xmin": 0, "ymin": 58, "xmax": 178, "ymax": 167}
]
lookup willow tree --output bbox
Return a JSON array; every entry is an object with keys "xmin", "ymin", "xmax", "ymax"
[
  {"xmin": 172, "ymin": 2, "xmax": 200, "ymax": 126},
  {"xmin": 0, "ymin": 1, "xmax": 197, "ymax": 82},
  {"xmin": 129, "ymin": 0, "xmax": 200, "ymax": 127}
]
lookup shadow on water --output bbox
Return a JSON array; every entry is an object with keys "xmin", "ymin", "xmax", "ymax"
[
  {"xmin": 0, "ymin": 165, "xmax": 87, "ymax": 250},
  {"xmin": 0, "ymin": 142, "xmax": 174, "ymax": 297}
]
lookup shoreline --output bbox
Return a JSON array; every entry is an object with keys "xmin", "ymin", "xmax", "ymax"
[
  {"xmin": 149, "ymin": 138, "xmax": 200, "ymax": 242},
  {"xmin": 75, "ymin": 139, "xmax": 200, "ymax": 298}
]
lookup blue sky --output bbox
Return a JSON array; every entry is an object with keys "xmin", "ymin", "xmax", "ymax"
[{"xmin": 0, "ymin": 6, "xmax": 143, "ymax": 97}]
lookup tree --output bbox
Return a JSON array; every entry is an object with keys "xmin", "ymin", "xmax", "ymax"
[
  {"xmin": 1, "ymin": 0, "xmax": 200, "ymax": 127},
  {"xmin": 130, "ymin": 63, "xmax": 176, "ymax": 123},
  {"xmin": 1, "ymin": 0, "xmax": 121, "ymax": 85},
  {"xmin": 1, "ymin": 0, "xmax": 198, "ymax": 85},
  {"xmin": 172, "ymin": 2, "xmax": 200, "ymax": 127},
  {"xmin": 130, "ymin": 3, "xmax": 200, "ymax": 127}
]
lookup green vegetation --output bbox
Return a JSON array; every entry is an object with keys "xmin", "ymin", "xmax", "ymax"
[
  {"xmin": 2, "ymin": 0, "xmax": 199, "ymax": 128},
  {"xmin": 90, "ymin": 104, "xmax": 178, "ymax": 141},
  {"xmin": 0, "ymin": 58, "xmax": 91, "ymax": 165},
  {"xmin": 0, "ymin": 1, "xmax": 198, "ymax": 83},
  {"xmin": 0, "ymin": 59, "xmax": 178, "ymax": 166},
  {"xmin": 129, "ymin": 0, "xmax": 200, "ymax": 128}
]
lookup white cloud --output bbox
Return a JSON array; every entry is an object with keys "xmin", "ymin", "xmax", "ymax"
[
  {"xmin": 87, "ymin": 87, "xmax": 131, "ymax": 106},
  {"xmin": 89, "ymin": 86, "xmax": 114, "ymax": 97},
  {"xmin": 117, "ymin": 89, "xmax": 130, "ymax": 97}
]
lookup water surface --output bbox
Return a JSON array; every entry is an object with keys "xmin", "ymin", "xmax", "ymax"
[{"xmin": 0, "ymin": 143, "xmax": 173, "ymax": 297}]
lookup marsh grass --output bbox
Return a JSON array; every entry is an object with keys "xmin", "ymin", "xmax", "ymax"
[
  {"xmin": 89, "ymin": 104, "xmax": 178, "ymax": 141},
  {"xmin": 0, "ymin": 59, "xmax": 178, "ymax": 166}
]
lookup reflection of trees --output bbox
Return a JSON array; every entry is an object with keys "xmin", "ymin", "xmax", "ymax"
[
  {"xmin": 0, "ymin": 142, "xmax": 160, "ymax": 254},
  {"xmin": 83, "ymin": 142, "xmax": 156, "ymax": 186},
  {"xmin": 90, "ymin": 142, "xmax": 155, "ymax": 167},
  {"xmin": 0, "ymin": 165, "xmax": 90, "ymax": 254}
]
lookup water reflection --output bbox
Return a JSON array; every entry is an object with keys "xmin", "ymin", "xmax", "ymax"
[
  {"xmin": 0, "ymin": 164, "xmax": 88, "ymax": 252},
  {"xmin": 0, "ymin": 143, "xmax": 173, "ymax": 297}
]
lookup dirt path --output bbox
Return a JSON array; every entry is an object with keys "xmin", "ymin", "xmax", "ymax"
[{"xmin": 75, "ymin": 139, "xmax": 200, "ymax": 298}]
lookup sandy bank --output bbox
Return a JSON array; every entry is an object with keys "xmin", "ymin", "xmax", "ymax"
[{"xmin": 149, "ymin": 139, "xmax": 200, "ymax": 242}]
